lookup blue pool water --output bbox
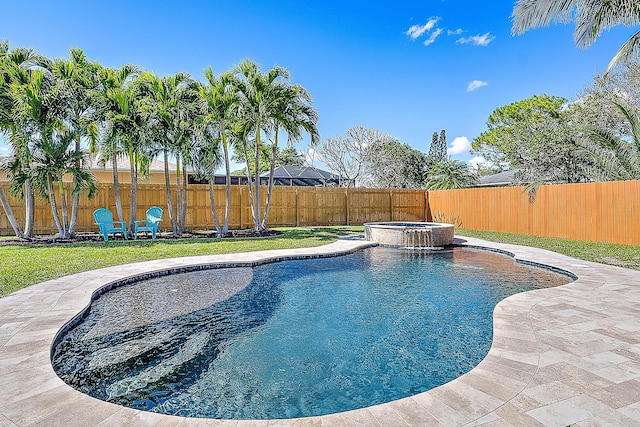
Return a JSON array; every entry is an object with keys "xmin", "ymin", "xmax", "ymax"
[{"xmin": 51, "ymin": 246, "xmax": 571, "ymax": 419}]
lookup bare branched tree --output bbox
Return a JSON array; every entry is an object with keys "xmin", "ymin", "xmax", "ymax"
[{"xmin": 314, "ymin": 126, "xmax": 393, "ymax": 187}]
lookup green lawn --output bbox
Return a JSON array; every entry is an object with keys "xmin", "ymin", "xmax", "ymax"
[
  {"xmin": 0, "ymin": 226, "xmax": 363, "ymax": 297},
  {"xmin": 2, "ymin": 226, "xmax": 638, "ymax": 298},
  {"xmin": 457, "ymin": 228, "xmax": 640, "ymax": 270}
]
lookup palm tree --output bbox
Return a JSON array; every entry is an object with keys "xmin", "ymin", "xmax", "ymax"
[
  {"xmin": 14, "ymin": 130, "xmax": 97, "ymax": 238},
  {"xmin": 139, "ymin": 71, "xmax": 198, "ymax": 235},
  {"xmin": 199, "ymin": 68, "xmax": 239, "ymax": 236},
  {"xmin": 7, "ymin": 56, "xmax": 97, "ymax": 238},
  {"xmin": 0, "ymin": 42, "xmax": 50, "ymax": 238},
  {"xmin": 261, "ymin": 83, "xmax": 319, "ymax": 229},
  {"xmin": 95, "ymin": 64, "xmax": 139, "ymax": 226},
  {"xmin": 579, "ymin": 99, "xmax": 640, "ymax": 180},
  {"xmin": 512, "ymin": 0, "xmax": 640, "ymax": 74},
  {"xmin": 0, "ymin": 41, "xmax": 23, "ymax": 238},
  {"xmin": 52, "ymin": 49, "xmax": 99, "ymax": 237},
  {"xmin": 425, "ymin": 160, "xmax": 477, "ymax": 190},
  {"xmin": 233, "ymin": 59, "xmax": 291, "ymax": 232}
]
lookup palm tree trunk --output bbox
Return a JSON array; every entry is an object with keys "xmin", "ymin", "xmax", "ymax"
[
  {"xmin": 180, "ymin": 164, "xmax": 188, "ymax": 233},
  {"xmin": 0, "ymin": 185, "xmax": 23, "ymax": 238},
  {"xmin": 261, "ymin": 129, "xmax": 278, "ymax": 229},
  {"xmin": 208, "ymin": 182, "xmax": 222, "ymax": 235},
  {"xmin": 23, "ymin": 180, "xmax": 34, "ymax": 238},
  {"xmin": 253, "ymin": 132, "xmax": 262, "ymax": 231},
  {"xmin": 222, "ymin": 139, "xmax": 231, "ymax": 235},
  {"xmin": 112, "ymin": 147, "xmax": 124, "ymax": 222},
  {"xmin": 175, "ymin": 156, "xmax": 183, "ymax": 234},
  {"xmin": 58, "ymin": 181, "xmax": 69, "ymax": 239},
  {"xmin": 48, "ymin": 177, "xmax": 65, "ymax": 237},
  {"xmin": 69, "ymin": 191, "xmax": 80, "ymax": 237},
  {"xmin": 241, "ymin": 140, "xmax": 257, "ymax": 231},
  {"xmin": 69, "ymin": 136, "xmax": 82, "ymax": 237},
  {"xmin": 163, "ymin": 149, "xmax": 177, "ymax": 234},
  {"xmin": 128, "ymin": 153, "xmax": 138, "ymax": 237}
]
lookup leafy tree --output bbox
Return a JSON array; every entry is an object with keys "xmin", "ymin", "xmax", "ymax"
[
  {"xmin": 368, "ymin": 139, "xmax": 429, "ymax": 188},
  {"xmin": 472, "ymin": 94, "xmax": 567, "ymax": 167},
  {"xmin": 276, "ymin": 146, "xmax": 304, "ymax": 167},
  {"xmin": 427, "ymin": 130, "xmax": 447, "ymax": 162},
  {"xmin": 512, "ymin": 0, "xmax": 640, "ymax": 75},
  {"xmin": 425, "ymin": 160, "xmax": 477, "ymax": 190},
  {"xmin": 474, "ymin": 94, "xmax": 598, "ymax": 189},
  {"xmin": 573, "ymin": 63, "xmax": 640, "ymax": 137}
]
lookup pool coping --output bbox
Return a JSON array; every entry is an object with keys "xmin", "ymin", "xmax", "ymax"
[{"xmin": 2, "ymin": 236, "xmax": 640, "ymax": 426}]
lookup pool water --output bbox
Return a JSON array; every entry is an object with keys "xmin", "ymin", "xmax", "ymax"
[{"xmin": 51, "ymin": 247, "xmax": 571, "ymax": 419}]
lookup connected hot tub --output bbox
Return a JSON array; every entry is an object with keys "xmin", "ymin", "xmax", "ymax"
[{"xmin": 364, "ymin": 221, "xmax": 455, "ymax": 248}]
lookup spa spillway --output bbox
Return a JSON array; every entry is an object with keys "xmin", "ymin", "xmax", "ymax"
[{"xmin": 364, "ymin": 222, "xmax": 455, "ymax": 248}]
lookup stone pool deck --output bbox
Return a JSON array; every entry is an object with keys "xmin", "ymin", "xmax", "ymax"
[{"xmin": 2, "ymin": 236, "xmax": 640, "ymax": 426}]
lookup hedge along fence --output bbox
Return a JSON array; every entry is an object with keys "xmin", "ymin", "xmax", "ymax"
[
  {"xmin": 0, "ymin": 183, "xmax": 428, "ymax": 235},
  {"xmin": 427, "ymin": 179, "xmax": 640, "ymax": 245}
]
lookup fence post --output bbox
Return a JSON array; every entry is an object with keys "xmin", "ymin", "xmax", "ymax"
[
  {"xmin": 345, "ymin": 189, "xmax": 349, "ymax": 226},
  {"xmin": 389, "ymin": 190, "xmax": 393, "ymax": 221}
]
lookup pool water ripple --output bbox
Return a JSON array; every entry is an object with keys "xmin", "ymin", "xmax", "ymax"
[{"xmin": 51, "ymin": 246, "xmax": 571, "ymax": 419}]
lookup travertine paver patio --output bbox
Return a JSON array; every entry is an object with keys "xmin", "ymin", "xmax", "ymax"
[{"xmin": 1, "ymin": 236, "xmax": 640, "ymax": 426}]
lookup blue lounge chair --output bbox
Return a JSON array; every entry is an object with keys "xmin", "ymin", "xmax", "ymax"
[
  {"xmin": 93, "ymin": 208, "xmax": 128, "ymax": 242},
  {"xmin": 134, "ymin": 206, "xmax": 163, "ymax": 240}
]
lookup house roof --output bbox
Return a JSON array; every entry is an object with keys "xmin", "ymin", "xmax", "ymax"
[
  {"xmin": 477, "ymin": 169, "xmax": 517, "ymax": 187},
  {"xmin": 260, "ymin": 165, "xmax": 340, "ymax": 180},
  {"xmin": 86, "ymin": 154, "xmax": 178, "ymax": 173},
  {"xmin": 259, "ymin": 165, "xmax": 346, "ymax": 186}
]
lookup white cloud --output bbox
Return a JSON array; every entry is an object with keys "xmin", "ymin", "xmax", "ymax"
[
  {"xmin": 448, "ymin": 136, "xmax": 472, "ymax": 156},
  {"xmin": 0, "ymin": 146, "xmax": 8, "ymax": 153},
  {"xmin": 468, "ymin": 156, "xmax": 489, "ymax": 171},
  {"xmin": 405, "ymin": 17, "xmax": 440, "ymax": 40},
  {"xmin": 457, "ymin": 32, "xmax": 495, "ymax": 46},
  {"xmin": 447, "ymin": 28, "xmax": 463, "ymax": 36},
  {"xmin": 467, "ymin": 80, "xmax": 488, "ymax": 92},
  {"xmin": 423, "ymin": 28, "xmax": 443, "ymax": 46}
]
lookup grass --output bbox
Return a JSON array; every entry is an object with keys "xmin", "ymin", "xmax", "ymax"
[
  {"xmin": 3, "ymin": 225, "xmax": 638, "ymax": 298},
  {"xmin": 0, "ymin": 226, "xmax": 364, "ymax": 297},
  {"xmin": 457, "ymin": 228, "xmax": 640, "ymax": 270}
]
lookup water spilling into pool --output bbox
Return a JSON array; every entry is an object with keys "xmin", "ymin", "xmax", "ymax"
[{"xmin": 51, "ymin": 246, "xmax": 572, "ymax": 419}]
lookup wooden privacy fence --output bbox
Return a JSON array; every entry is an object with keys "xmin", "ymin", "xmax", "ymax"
[
  {"xmin": 427, "ymin": 180, "xmax": 640, "ymax": 245},
  {"xmin": 0, "ymin": 183, "xmax": 427, "ymax": 235}
]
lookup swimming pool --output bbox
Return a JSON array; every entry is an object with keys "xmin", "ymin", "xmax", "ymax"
[{"xmin": 51, "ymin": 246, "xmax": 572, "ymax": 419}]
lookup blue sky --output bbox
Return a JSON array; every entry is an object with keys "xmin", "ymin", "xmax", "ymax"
[{"xmin": 0, "ymin": 0, "xmax": 634, "ymax": 169}]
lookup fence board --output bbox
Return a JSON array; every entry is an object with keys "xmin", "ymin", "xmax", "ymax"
[
  {"xmin": 428, "ymin": 180, "xmax": 640, "ymax": 245},
  {"xmin": 0, "ymin": 183, "xmax": 428, "ymax": 235}
]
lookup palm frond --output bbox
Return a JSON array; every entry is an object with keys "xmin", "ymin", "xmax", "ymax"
[{"xmin": 605, "ymin": 30, "xmax": 640, "ymax": 76}]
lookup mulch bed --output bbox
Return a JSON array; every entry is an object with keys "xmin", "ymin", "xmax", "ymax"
[{"xmin": 0, "ymin": 228, "xmax": 282, "ymax": 246}]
